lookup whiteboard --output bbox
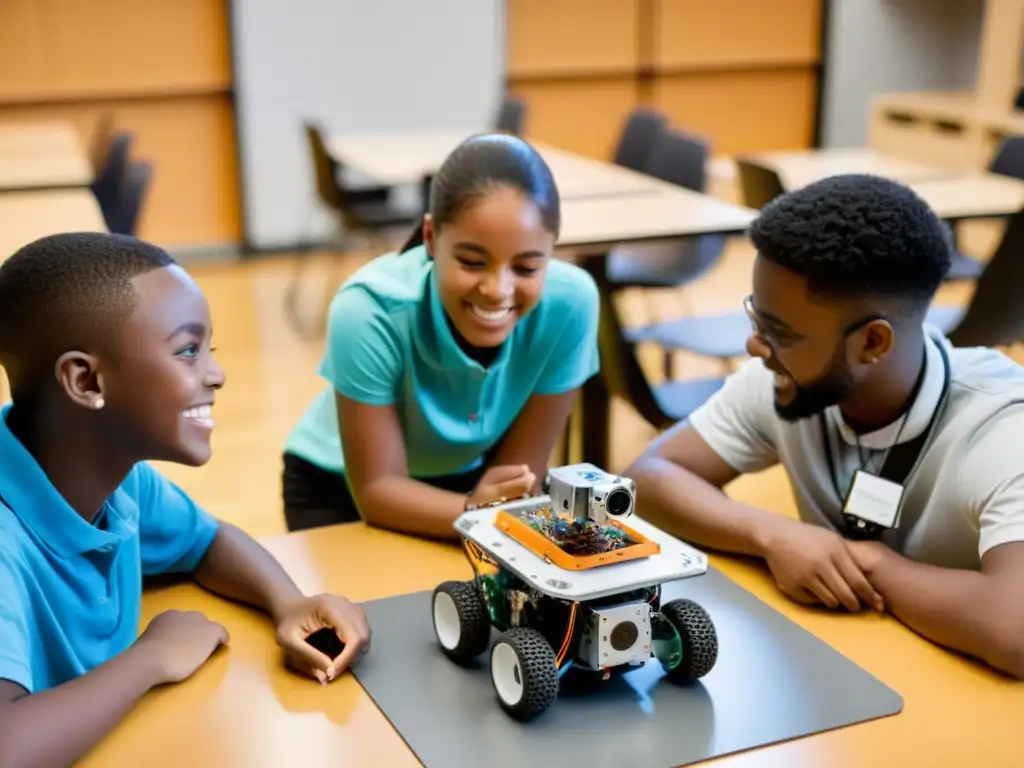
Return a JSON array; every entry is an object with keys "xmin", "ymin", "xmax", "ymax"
[{"xmin": 230, "ymin": 0, "xmax": 506, "ymax": 250}]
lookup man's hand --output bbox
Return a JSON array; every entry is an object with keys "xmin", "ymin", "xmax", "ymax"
[
  {"xmin": 136, "ymin": 610, "xmax": 230, "ymax": 685},
  {"xmin": 274, "ymin": 594, "xmax": 372, "ymax": 684},
  {"xmin": 845, "ymin": 538, "xmax": 892, "ymax": 578},
  {"xmin": 760, "ymin": 516, "xmax": 886, "ymax": 612}
]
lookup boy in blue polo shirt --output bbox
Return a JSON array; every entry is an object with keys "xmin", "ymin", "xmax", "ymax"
[
  {"xmin": 281, "ymin": 133, "xmax": 601, "ymax": 537},
  {"xmin": 0, "ymin": 232, "xmax": 371, "ymax": 766}
]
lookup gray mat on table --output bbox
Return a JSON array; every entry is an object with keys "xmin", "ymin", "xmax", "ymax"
[{"xmin": 351, "ymin": 567, "xmax": 902, "ymax": 768}]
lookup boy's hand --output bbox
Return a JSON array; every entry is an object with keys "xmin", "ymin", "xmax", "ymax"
[
  {"xmin": 274, "ymin": 594, "xmax": 371, "ymax": 684},
  {"xmin": 136, "ymin": 610, "xmax": 230, "ymax": 685},
  {"xmin": 467, "ymin": 464, "xmax": 536, "ymax": 509}
]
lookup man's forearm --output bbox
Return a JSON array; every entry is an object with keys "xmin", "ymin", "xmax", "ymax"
[
  {"xmin": 359, "ymin": 477, "xmax": 466, "ymax": 541},
  {"xmin": 630, "ymin": 456, "xmax": 779, "ymax": 557},
  {"xmin": 869, "ymin": 549, "xmax": 1024, "ymax": 679},
  {"xmin": 194, "ymin": 522, "xmax": 305, "ymax": 624},
  {"xmin": 0, "ymin": 644, "xmax": 162, "ymax": 768}
]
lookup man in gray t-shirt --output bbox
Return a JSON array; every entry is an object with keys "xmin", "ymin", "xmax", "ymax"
[{"xmin": 628, "ymin": 174, "xmax": 1024, "ymax": 680}]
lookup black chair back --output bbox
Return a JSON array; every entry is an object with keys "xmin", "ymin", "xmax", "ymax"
[
  {"xmin": 989, "ymin": 136, "xmax": 1024, "ymax": 179},
  {"xmin": 495, "ymin": 97, "xmax": 526, "ymax": 135},
  {"xmin": 90, "ymin": 132, "xmax": 133, "ymax": 227},
  {"xmin": 108, "ymin": 161, "xmax": 152, "ymax": 236},
  {"xmin": 735, "ymin": 158, "xmax": 785, "ymax": 209},
  {"xmin": 612, "ymin": 108, "xmax": 669, "ymax": 172},
  {"xmin": 643, "ymin": 129, "xmax": 708, "ymax": 192},
  {"xmin": 947, "ymin": 207, "xmax": 1024, "ymax": 348}
]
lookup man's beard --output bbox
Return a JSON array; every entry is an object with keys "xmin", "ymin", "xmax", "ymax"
[{"xmin": 773, "ymin": 350, "xmax": 856, "ymax": 422}]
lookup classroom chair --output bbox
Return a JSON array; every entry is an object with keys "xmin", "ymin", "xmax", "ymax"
[
  {"xmin": 286, "ymin": 122, "xmax": 418, "ymax": 337},
  {"xmin": 90, "ymin": 132, "xmax": 133, "ymax": 230},
  {"xmin": 946, "ymin": 135, "xmax": 1024, "ymax": 280},
  {"xmin": 495, "ymin": 97, "xmax": 526, "ymax": 135},
  {"xmin": 947, "ymin": 205, "xmax": 1024, "ymax": 348},
  {"xmin": 107, "ymin": 160, "xmax": 152, "ymax": 236},
  {"xmin": 611, "ymin": 108, "xmax": 670, "ymax": 173},
  {"xmin": 605, "ymin": 128, "xmax": 729, "ymax": 378},
  {"xmin": 575, "ymin": 253, "xmax": 726, "ymax": 469},
  {"xmin": 302, "ymin": 121, "xmax": 416, "ymax": 244}
]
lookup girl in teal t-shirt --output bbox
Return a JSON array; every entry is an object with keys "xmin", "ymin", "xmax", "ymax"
[{"xmin": 282, "ymin": 133, "xmax": 601, "ymax": 539}]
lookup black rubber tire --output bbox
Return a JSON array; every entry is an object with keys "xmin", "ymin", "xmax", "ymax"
[
  {"xmin": 660, "ymin": 598, "xmax": 719, "ymax": 683},
  {"xmin": 489, "ymin": 627, "xmax": 559, "ymax": 721},
  {"xmin": 432, "ymin": 580, "xmax": 492, "ymax": 665}
]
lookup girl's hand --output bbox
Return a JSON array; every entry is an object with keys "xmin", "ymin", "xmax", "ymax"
[{"xmin": 466, "ymin": 464, "xmax": 536, "ymax": 509}]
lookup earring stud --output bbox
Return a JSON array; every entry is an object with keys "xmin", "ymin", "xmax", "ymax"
[{"xmin": 94, "ymin": 397, "xmax": 105, "ymax": 409}]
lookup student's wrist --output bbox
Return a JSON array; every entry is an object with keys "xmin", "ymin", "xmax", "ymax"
[
  {"xmin": 747, "ymin": 508, "xmax": 793, "ymax": 558},
  {"xmin": 124, "ymin": 641, "xmax": 172, "ymax": 690},
  {"xmin": 267, "ymin": 586, "xmax": 307, "ymax": 626}
]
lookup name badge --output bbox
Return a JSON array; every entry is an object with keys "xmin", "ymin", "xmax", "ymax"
[{"xmin": 843, "ymin": 470, "xmax": 904, "ymax": 529}]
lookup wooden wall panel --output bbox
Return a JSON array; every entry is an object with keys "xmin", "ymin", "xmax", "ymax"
[
  {"xmin": 506, "ymin": 0, "xmax": 641, "ymax": 78},
  {"xmin": 654, "ymin": 70, "xmax": 819, "ymax": 154},
  {"xmin": 515, "ymin": 79, "xmax": 639, "ymax": 161},
  {"xmin": 0, "ymin": 98, "xmax": 240, "ymax": 247},
  {"xmin": 0, "ymin": 0, "xmax": 230, "ymax": 101},
  {"xmin": 0, "ymin": 0, "xmax": 237, "ymax": 247},
  {"xmin": 653, "ymin": 0, "xmax": 822, "ymax": 70},
  {"xmin": 504, "ymin": 0, "xmax": 824, "ymax": 160}
]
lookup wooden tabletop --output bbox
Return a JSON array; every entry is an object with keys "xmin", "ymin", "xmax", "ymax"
[
  {"xmin": 748, "ymin": 147, "xmax": 959, "ymax": 190},
  {"xmin": 326, "ymin": 129, "xmax": 670, "ymax": 200},
  {"xmin": 82, "ymin": 522, "xmax": 1022, "ymax": 767},
  {"xmin": 0, "ymin": 121, "xmax": 94, "ymax": 192},
  {"xmin": 558, "ymin": 186, "xmax": 755, "ymax": 248},
  {"xmin": 0, "ymin": 121, "xmax": 83, "ymax": 154},
  {"xmin": 0, "ymin": 150, "xmax": 94, "ymax": 192},
  {"xmin": 907, "ymin": 174, "xmax": 1024, "ymax": 220},
  {"xmin": 0, "ymin": 189, "xmax": 107, "ymax": 261}
]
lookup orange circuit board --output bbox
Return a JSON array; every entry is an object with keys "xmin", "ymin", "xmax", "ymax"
[{"xmin": 493, "ymin": 504, "xmax": 660, "ymax": 571}]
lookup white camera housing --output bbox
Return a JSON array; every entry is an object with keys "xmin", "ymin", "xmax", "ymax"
[{"xmin": 545, "ymin": 463, "xmax": 636, "ymax": 525}]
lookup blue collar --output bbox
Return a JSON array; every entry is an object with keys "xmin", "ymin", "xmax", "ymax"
[{"xmin": 0, "ymin": 404, "xmax": 126, "ymax": 559}]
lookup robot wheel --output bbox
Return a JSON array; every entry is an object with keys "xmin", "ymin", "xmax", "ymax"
[
  {"xmin": 489, "ymin": 627, "xmax": 559, "ymax": 722},
  {"xmin": 658, "ymin": 598, "xmax": 719, "ymax": 683},
  {"xmin": 432, "ymin": 580, "xmax": 492, "ymax": 665}
]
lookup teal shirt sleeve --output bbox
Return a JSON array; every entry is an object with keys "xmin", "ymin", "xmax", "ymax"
[
  {"xmin": 318, "ymin": 285, "xmax": 403, "ymax": 406},
  {"xmin": 132, "ymin": 463, "xmax": 220, "ymax": 576},
  {"xmin": 0, "ymin": 549, "xmax": 31, "ymax": 692},
  {"xmin": 534, "ymin": 270, "xmax": 601, "ymax": 395}
]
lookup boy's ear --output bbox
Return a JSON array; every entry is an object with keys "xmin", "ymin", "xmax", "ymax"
[
  {"xmin": 54, "ymin": 351, "xmax": 106, "ymax": 410},
  {"xmin": 422, "ymin": 214, "xmax": 435, "ymax": 258}
]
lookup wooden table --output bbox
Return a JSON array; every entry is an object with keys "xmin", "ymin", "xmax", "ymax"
[
  {"xmin": 558, "ymin": 185, "xmax": 756, "ymax": 249},
  {"xmin": 0, "ymin": 121, "xmax": 83, "ymax": 155},
  {"xmin": 0, "ymin": 150, "xmax": 94, "ymax": 192},
  {"xmin": 326, "ymin": 129, "xmax": 673, "ymax": 200},
  {"xmin": 0, "ymin": 189, "xmax": 107, "ymax": 261},
  {"xmin": 84, "ymin": 522, "xmax": 1022, "ymax": 767},
  {"xmin": 907, "ymin": 173, "xmax": 1024, "ymax": 221},
  {"xmin": 747, "ymin": 147, "xmax": 960, "ymax": 190},
  {"xmin": 0, "ymin": 121, "xmax": 94, "ymax": 192}
]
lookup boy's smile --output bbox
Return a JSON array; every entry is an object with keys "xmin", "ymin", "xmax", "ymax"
[{"xmin": 100, "ymin": 265, "xmax": 226, "ymax": 467}]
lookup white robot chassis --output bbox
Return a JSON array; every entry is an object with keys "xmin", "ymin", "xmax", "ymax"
[{"xmin": 430, "ymin": 464, "xmax": 720, "ymax": 722}]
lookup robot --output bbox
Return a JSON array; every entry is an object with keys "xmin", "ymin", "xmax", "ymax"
[{"xmin": 431, "ymin": 463, "xmax": 719, "ymax": 722}]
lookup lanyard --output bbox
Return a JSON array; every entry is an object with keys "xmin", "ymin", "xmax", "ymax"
[{"xmin": 819, "ymin": 341, "xmax": 952, "ymax": 507}]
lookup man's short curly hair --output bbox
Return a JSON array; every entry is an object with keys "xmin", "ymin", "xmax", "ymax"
[
  {"xmin": 749, "ymin": 174, "xmax": 953, "ymax": 307},
  {"xmin": 0, "ymin": 231, "xmax": 176, "ymax": 404}
]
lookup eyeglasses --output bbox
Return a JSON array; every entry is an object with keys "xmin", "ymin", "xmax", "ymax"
[
  {"xmin": 743, "ymin": 295, "xmax": 800, "ymax": 348},
  {"xmin": 744, "ymin": 294, "xmax": 886, "ymax": 350}
]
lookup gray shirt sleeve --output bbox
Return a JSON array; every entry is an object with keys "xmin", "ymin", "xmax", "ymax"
[
  {"xmin": 687, "ymin": 357, "xmax": 779, "ymax": 474},
  {"xmin": 960, "ymin": 403, "xmax": 1024, "ymax": 560}
]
